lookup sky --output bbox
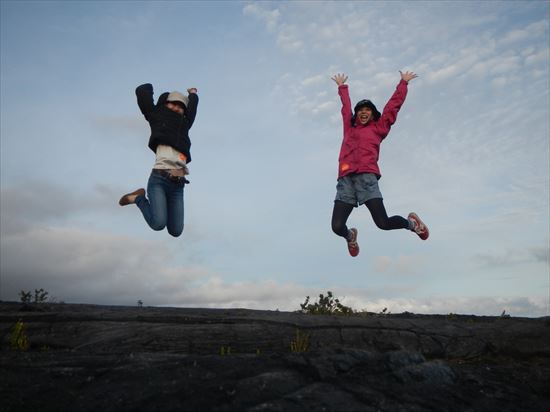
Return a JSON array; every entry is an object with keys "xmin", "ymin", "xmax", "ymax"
[{"xmin": 1, "ymin": 0, "xmax": 549, "ymax": 317}]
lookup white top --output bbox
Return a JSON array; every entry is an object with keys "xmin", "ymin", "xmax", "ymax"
[{"xmin": 153, "ymin": 145, "xmax": 189, "ymax": 174}]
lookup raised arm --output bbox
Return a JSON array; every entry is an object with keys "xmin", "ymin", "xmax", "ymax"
[
  {"xmin": 377, "ymin": 71, "xmax": 417, "ymax": 135},
  {"xmin": 135, "ymin": 83, "xmax": 155, "ymax": 119},
  {"xmin": 400, "ymin": 70, "xmax": 418, "ymax": 83},
  {"xmin": 185, "ymin": 87, "xmax": 199, "ymax": 129},
  {"xmin": 331, "ymin": 73, "xmax": 352, "ymax": 132}
]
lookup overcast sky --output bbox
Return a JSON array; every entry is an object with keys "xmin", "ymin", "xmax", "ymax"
[{"xmin": 1, "ymin": 1, "xmax": 548, "ymax": 316}]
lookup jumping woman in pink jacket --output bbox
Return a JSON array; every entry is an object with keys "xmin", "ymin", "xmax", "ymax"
[{"xmin": 331, "ymin": 71, "xmax": 429, "ymax": 257}]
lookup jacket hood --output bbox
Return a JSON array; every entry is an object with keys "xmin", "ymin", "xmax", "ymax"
[{"xmin": 352, "ymin": 99, "xmax": 381, "ymax": 124}]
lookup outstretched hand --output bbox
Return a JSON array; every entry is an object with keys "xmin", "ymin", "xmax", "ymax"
[
  {"xmin": 187, "ymin": 87, "xmax": 198, "ymax": 94},
  {"xmin": 331, "ymin": 73, "xmax": 348, "ymax": 86},
  {"xmin": 399, "ymin": 71, "xmax": 418, "ymax": 83}
]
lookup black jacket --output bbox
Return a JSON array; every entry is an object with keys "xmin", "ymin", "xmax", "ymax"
[{"xmin": 135, "ymin": 83, "xmax": 199, "ymax": 163}]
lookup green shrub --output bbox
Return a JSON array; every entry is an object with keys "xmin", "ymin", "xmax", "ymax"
[
  {"xmin": 299, "ymin": 291, "xmax": 354, "ymax": 315},
  {"xmin": 10, "ymin": 319, "xmax": 30, "ymax": 351}
]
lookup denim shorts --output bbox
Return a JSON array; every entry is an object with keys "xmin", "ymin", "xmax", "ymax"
[{"xmin": 335, "ymin": 173, "xmax": 383, "ymax": 206}]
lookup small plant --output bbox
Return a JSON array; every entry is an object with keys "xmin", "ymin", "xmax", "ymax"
[
  {"xmin": 378, "ymin": 307, "xmax": 390, "ymax": 315},
  {"xmin": 10, "ymin": 319, "xmax": 30, "ymax": 351},
  {"xmin": 19, "ymin": 288, "xmax": 49, "ymax": 304},
  {"xmin": 220, "ymin": 346, "xmax": 231, "ymax": 355},
  {"xmin": 137, "ymin": 300, "xmax": 143, "ymax": 308},
  {"xmin": 500, "ymin": 310, "xmax": 511, "ymax": 318},
  {"xmin": 290, "ymin": 329, "xmax": 310, "ymax": 353},
  {"xmin": 299, "ymin": 291, "xmax": 354, "ymax": 315},
  {"xmin": 19, "ymin": 291, "xmax": 32, "ymax": 304}
]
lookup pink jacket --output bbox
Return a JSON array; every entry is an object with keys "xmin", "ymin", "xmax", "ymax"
[{"xmin": 337, "ymin": 80, "xmax": 408, "ymax": 179}]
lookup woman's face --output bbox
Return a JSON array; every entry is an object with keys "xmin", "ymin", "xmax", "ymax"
[
  {"xmin": 356, "ymin": 106, "xmax": 373, "ymax": 125},
  {"xmin": 166, "ymin": 101, "xmax": 184, "ymax": 115}
]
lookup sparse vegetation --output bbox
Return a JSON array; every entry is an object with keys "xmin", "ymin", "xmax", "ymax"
[
  {"xmin": 19, "ymin": 288, "xmax": 49, "ymax": 304},
  {"xmin": 299, "ymin": 291, "xmax": 354, "ymax": 315},
  {"xmin": 9, "ymin": 319, "xmax": 30, "ymax": 351},
  {"xmin": 290, "ymin": 329, "xmax": 309, "ymax": 353}
]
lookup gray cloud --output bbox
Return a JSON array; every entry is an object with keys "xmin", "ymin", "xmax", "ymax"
[
  {"xmin": 0, "ymin": 222, "xmax": 313, "ymax": 309},
  {"xmin": 373, "ymin": 255, "xmax": 426, "ymax": 276},
  {"xmin": 473, "ymin": 244, "xmax": 550, "ymax": 268},
  {"xmin": 90, "ymin": 115, "xmax": 146, "ymax": 137},
  {"xmin": 349, "ymin": 295, "xmax": 548, "ymax": 318},
  {"xmin": 530, "ymin": 245, "xmax": 550, "ymax": 264},
  {"xmin": 1, "ymin": 222, "xmax": 546, "ymax": 317},
  {"xmin": 0, "ymin": 181, "xmax": 126, "ymax": 235},
  {"xmin": 1, "ymin": 182, "xmax": 81, "ymax": 222},
  {"xmin": 0, "ymin": 226, "xmax": 208, "ymax": 305}
]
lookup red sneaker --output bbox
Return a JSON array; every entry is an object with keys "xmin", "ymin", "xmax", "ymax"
[
  {"xmin": 408, "ymin": 213, "xmax": 429, "ymax": 240},
  {"xmin": 347, "ymin": 228, "xmax": 360, "ymax": 257}
]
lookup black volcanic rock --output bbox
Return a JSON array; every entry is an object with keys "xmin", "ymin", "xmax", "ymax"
[{"xmin": 1, "ymin": 302, "xmax": 549, "ymax": 411}]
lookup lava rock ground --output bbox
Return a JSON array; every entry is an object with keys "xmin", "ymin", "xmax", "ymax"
[{"xmin": 1, "ymin": 302, "xmax": 549, "ymax": 411}]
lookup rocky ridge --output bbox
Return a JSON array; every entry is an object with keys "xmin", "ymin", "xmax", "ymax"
[{"xmin": 1, "ymin": 302, "xmax": 549, "ymax": 411}]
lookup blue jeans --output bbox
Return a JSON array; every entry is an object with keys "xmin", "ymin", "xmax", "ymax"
[{"xmin": 135, "ymin": 172, "xmax": 185, "ymax": 237}]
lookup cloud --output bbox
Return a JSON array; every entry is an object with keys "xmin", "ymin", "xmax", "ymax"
[
  {"xmin": 531, "ymin": 245, "xmax": 550, "ymax": 264},
  {"xmin": 0, "ymin": 221, "xmax": 309, "ymax": 310},
  {"xmin": 374, "ymin": 255, "xmax": 426, "ymax": 276},
  {"xmin": 246, "ymin": 2, "xmax": 548, "ymax": 98},
  {"xmin": 0, "ymin": 225, "xmax": 211, "ymax": 305},
  {"xmin": 1, "ymin": 218, "xmax": 546, "ymax": 317},
  {"xmin": 164, "ymin": 282, "xmax": 549, "ymax": 317},
  {"xmin": 524, "ymin": 48, "xmax": 550, "ymax": 66},
  {"xmin": 273, "ymin": 71, "xmax": 338, "ymax": 120},
  {"xmin": 490, "ymin": 76, "xmax": 508, "ymax": 88},
  {"xmin": 170, "ymin": 277, "xmax": 310, "ymax": 310},
  {"xmin": 301, "ymin": 74, "xmax": 325, "ymax": 87},
  {"xmin": 473, "ymin": 243, "xmax": 550, "ymax": 268},
  {"xmin": 276, "ymin": 24, "xmax": 303, "ymax": 52},
  {"xmin": 348, "ymin": 295, "xmax": 548, "ymax": 317},
  {"xmin": 242, "ymin": 2, "xmax": 280, "ymax": 32},
  {"xmin": 0, "ymin": 180, "xmax": 312, "ymax": 309},
  {"xmin": 91, "ymin": 115, "xmax": 145, "ymax": 136},
  {"xmin": 0, "ymin": 181, "xmax": 125, "ymax": 235},
  {"xmin": 500, "ymin": 20, "xmax": 548, "ymax": 45},
  {"xmin": 1, "ymin": 182, "xmax": 82, "ymax": 222}
]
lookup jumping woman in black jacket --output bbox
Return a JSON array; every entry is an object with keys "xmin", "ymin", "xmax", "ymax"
[{"xmin": 119, "ymin": 83, "xmax": 198, "ymax": 237}]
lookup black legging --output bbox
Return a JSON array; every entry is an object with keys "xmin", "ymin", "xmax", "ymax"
[{"xmin": 331, "ymin": 199, "xmax": 409, "ymax": 238}]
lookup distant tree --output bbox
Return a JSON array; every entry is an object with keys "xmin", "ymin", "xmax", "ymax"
[{"xmin": 19, "ymin": 288, "xmax": 49, "ymax": 304}]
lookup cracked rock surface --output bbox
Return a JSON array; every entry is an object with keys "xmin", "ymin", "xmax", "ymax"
[{"xmin": 1, "ymin": 302, "xmax": 549, "ymax": 411}]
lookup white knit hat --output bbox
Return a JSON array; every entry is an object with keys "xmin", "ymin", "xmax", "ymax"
[{"xmin": 167, "ymin": 91, "xmax": 188, "ymax": 107}]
